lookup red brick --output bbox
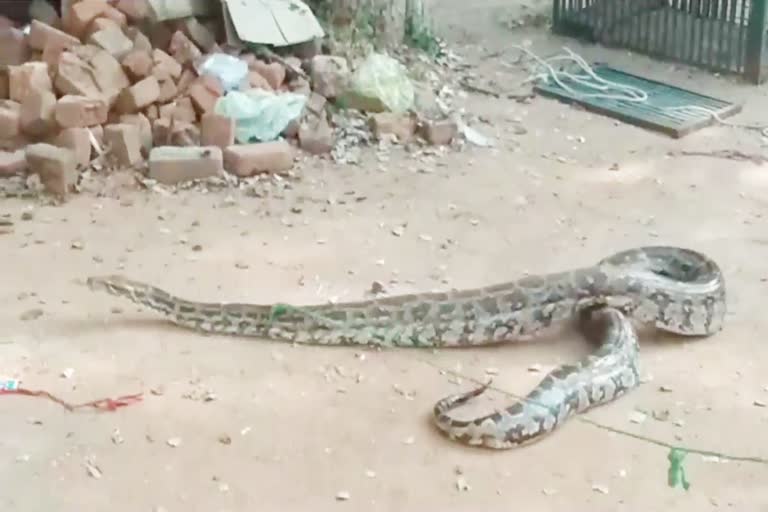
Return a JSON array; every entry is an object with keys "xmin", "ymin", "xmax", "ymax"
[
  {"xmin": 8, "ymin": 62, "xmax": 53, "ymax": 103},
  {"xmin": 151, "ymin": 118, "xmax": 199, "ymax": 147},
  {"xmin": 201, "ymin": 113, "xmax": 235, "ymax": 149},
  {"xmin": 121, "ymin": 50, "xmax": 153, "ymax": 81},
  {"xmin": 114, "ymin": 0, "xmax": 149, "ymax": 21},
  {"xmin": 0, "ymin": 149, "xmax": 27, "ymax": 176},
  {"xmin": 177, "ymin": 17, "xmax": 216, "ymax": 51},
  {"xmin": 28, "ymin": 20, "xmax": 79, "ymax": 52},
  {"xmin": 42, "ymin": 36, "xmax": 77, "ymax": 72},
  {"xmin": 251, "ymin": 60, "xmax": 286, "ymax": 90},
  {"xmin": 25, "ymin": 143, "xmax": 77, "ymax": 197},
  {"xmin": 55, "ymin": 95, "xmax": 109, "ymax": 128},
  {"xmin": 151, "ymin": 49, "xmax": 182, "ymax": 81},
  {"xmin": 149, "ymin": 146, "xmax": 223, "ymax": 184},
  {"xmin": 87, "ymin": 25, "xmax": 134, "ymax": 60},
  {"xmin": 101, "ymin": 5, "xmax": 128, "ymax": 27},
  {"xmin": 188, "ymin": 77, "xmax": 222, "ymax": 115},
  {"xmin": 85, "ymin": 46, "xmax": 130, "ymax": 102},
  {"xmin": 127, "ymin": 28, "xmax": 152, "ymax": 54},
  {"xmin": 144, "ymin": 103, "xmax": 158, "ymax": 121},
  {"xmin": 54, "ymin": 51, "xmax": 101, "ymax": 98},
  {"xmin": 168, "ymin": 30, "xmax": 201, "ymax": 66},
  {"xmin": 157, "ymin": 78, "xmax": 178, "ymax": 103},
  {"xmin": 65, "ymin": 0, "xmax": 110, "ymax": 38},
  {"xmin": 55, "ymin": 127, "xmax": 92, "ymax": 168},
  {"xmin": 116, "ymin": 75, "xmax": 160, "ymax": 113},
  {"xmin": 298, "ymin": 117, "xmax": 334, "ymax": 155},
  {"xmin": 104, "ymin": 123, "xmax": 142, "ymax": 167},
  {"xmin": 20, "ymin": 88, "xmax": 56, "ymax": 136},
  {"xmin": 0, "ymin": 27, "xmax": 31, "ymax": 66},
  {"xmin": 119, "ymin": 113, "xmax": 152, "ymax": 153},
  {"xmin": 83, "ymin": 16, "xmax": 121, "ymax": 40},
  {"xmin": 0, "ymin": 100, "xmax": 21, "ymax": 139},
  {"xmin": 247, "ymin": 71, "xmax": 272, "ymax": 91},
  {"xmin": 176, "ymin": 69, "xmax": 196, "ymax": 93},
  {"xmin": 224, "ymin": 141, "xmax": 294, "ymax": 177},
  {"xmin": 158, "ymin": 98, "xmax": 196, "ymax": 124}
]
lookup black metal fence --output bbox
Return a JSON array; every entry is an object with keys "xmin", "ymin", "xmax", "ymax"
[{"xmin": 552, "ymin": 0, "xmax": 768, "ymax": 83}]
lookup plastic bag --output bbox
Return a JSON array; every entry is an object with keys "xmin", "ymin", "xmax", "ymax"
[
  {"xmin": 197, "ymin": 53, "xmax": 249, "ymax": 92},
  {"xmin": 215, "ymin": 89, "xmax": 307, "ymax": 143},
  {"xmin": 349, "ymin": 53, "xmax": 414, "ymax": 113}
]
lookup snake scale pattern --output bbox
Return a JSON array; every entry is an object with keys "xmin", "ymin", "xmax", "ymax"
[{"xmin": 87, "ymin": 246, "xmax": 726, "ymax": 449}]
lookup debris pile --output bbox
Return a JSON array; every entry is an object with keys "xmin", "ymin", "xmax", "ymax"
[{"xmin": 0, "ymin": 0, "xmax": 461, "ymax": 201}]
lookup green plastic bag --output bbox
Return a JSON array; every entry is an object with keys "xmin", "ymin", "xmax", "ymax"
[{"xmin": 349, "ymin": 53, "xmax": 415, "ymax": 113}]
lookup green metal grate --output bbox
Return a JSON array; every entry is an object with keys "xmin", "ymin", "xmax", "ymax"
[
  {"xmin": 534, "ymin": 64, "xmax": 742, "ymax": 137},
  {"xmin": 552, "ymin": 0, "xmax": 768, "ymax": 83}
]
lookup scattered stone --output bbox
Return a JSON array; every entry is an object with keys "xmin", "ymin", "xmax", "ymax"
[
  {"xmin": 166, "ymin": 437, "xmax": 182, "ymax": 447},
  {"xmin": 335, "ymin": 491, "xmax": 351, "ymax": 501},
  {"xmin": 369, "ymin": 112, "xmax": 417, "ymax": 142},
  {"xmin": 420, "ymin": 118, "xmax": 458, "ymax": 145},
  {"xmin": 628, "ymin": 410, "xmax": 647, "ymax": 424}
]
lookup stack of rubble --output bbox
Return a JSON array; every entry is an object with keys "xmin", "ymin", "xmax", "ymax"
[{"xmin": 0, "ymin": 0, "xmax": 456, "ymax": 201}]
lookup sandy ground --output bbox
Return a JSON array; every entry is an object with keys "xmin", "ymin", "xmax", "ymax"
[{"xmin": 3, "ymin": 2, "xmax": 768, "ymax": 511}]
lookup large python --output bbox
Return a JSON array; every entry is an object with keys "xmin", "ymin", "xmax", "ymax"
[{"xmin": 86, "ymin": 246, "xmax": 726, "ymax": 449}]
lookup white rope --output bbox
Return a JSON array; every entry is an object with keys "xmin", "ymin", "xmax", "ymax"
[{"xmin": 515, "ymin": 45, "xmax": 768, "ymax": 137}]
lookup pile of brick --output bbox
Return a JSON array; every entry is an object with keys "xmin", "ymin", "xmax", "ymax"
[
  {"xmin": 0, "ymin": 0, "xmax": 458, "ymax": 201},
  {"xmin": 0, "ymin": 0, "xmax": 336, "ymax": 198}
]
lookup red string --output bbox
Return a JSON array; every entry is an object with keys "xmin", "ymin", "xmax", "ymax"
[{"xmin": 0, "ymin": 388, "xmax": 143, "ymax": 412}]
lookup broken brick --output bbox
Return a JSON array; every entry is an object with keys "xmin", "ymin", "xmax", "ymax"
[
  {"xmin": 224, "ymin": 141, "xmax": 294, "ymax": 177},
  {"xmin": 251, "ymin": 60, "xmax": 286, "ymax": 90},
  {"xmin": 122, "ymin": 49, "xmax": 154, "ymax": 80},
  {"xmin": 55, "ymin": 95, "xmax": 109, "ymax": 128},
  {"xmin": 177, "ymin": 17, "xmax": 216, "ymax": 52},
  {"xmin": 168, "ymin": 30, "xmax": 202, "ymax": 66},
  {"xmin": 28, "ymin": 20, "xmax": 79, "ymax": 52},
  {"xmin": 201, "ymin": 113, "xmax": 235, "ymax": 149},
  {"xmin": 188, "ymin": 75, "xmax": 222, "ymax": 115},
  {"xmin": 20, "ymin": 88, "xmax": 57, "ymax": 136},
  {"xmin": 87, "ymin": 25, "xmax": 134, "ymax": 60},
  {"xmin": 369, "ymin": 112, "xmax": 417, "ymax": 142},
  {"xmin": 54, "ymin": 51, "xmax": 101, "ymax": 98},
  {"xmin": 310, "ymin": 55, "xmax": 349, "ymax": 99},
  {"xmin": 104, "ymin": 123, "xmax": 142, "ymax": 167},
  {"xmin": 420, "ymin": 118, "xmax": 458, "ymax": 146},
  {"xmin": 116, "ymin": 75, "xmax": 160, "ymax": 113},
  {"xmin": 299, "ymin": 117, "xmax": 334, "ymax": 155},
  {"xmin": 25, "ymin": 143, "xmax": 77, "ymax": 197},
  {"xmin": 149, "ymin": 145, "xmax": 223, "ymax": 184},
  {"xmin": 151, "ymin": 49, "xmax": 182, "ymax": 81}
]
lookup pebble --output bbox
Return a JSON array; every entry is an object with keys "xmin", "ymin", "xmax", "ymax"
[
  {"xmin": 591, "ymin": 484, "xmax": 609, "ymax": 494},
  {"xmin": 754, "ymin": 400, "xmax": 767, "ymax": 408},
  {"xmin": 20, "ymin": 309, "xmax": 44, "ymax": 321},
  {"xmin": 335, "ymin": 491, "xmax": 351, "ymax": 501},
  {"xmin": 166, "ymin": 437, "xmax": 182, "ymax": 447}
]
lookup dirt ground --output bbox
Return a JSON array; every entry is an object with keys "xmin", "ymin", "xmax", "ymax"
[{"xmin": 3, "ymin": 1, "xmax": 768, "ymax": 511}]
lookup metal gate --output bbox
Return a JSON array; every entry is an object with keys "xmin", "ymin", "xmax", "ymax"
[{"xmin": 552, "ymin": 0, "xmax": 768, "ymax": 83}]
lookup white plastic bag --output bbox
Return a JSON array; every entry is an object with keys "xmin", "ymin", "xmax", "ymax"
[{"xmin": 198, "ymin": 53, "xmax": 249, "ymax": 92}]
